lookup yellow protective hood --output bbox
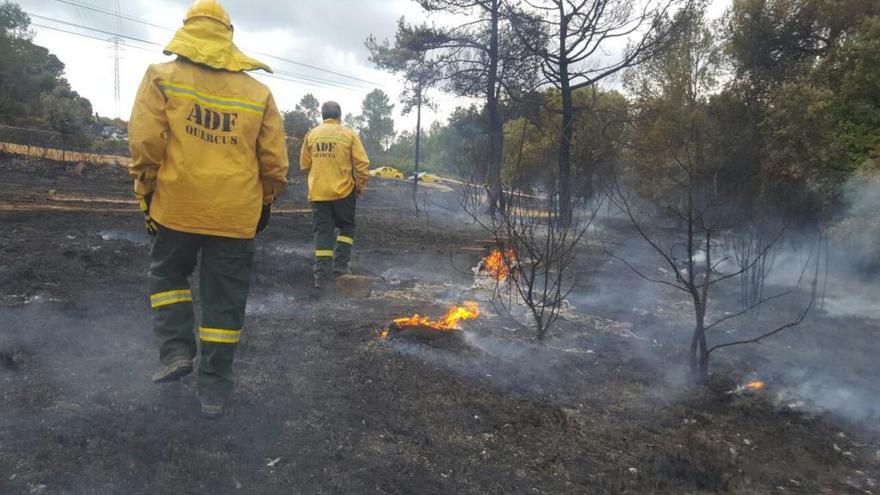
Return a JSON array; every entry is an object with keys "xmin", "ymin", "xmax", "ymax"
[{"xmin": 163, "ymin": 17, "xmax": 272, "ymax": 73}]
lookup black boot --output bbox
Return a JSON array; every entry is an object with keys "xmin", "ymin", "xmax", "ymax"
[{"xmin": 151, "ymin": 356, "xmax": 193, "ymax": 383}]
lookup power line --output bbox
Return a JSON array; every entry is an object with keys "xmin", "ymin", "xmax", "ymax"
[
  {"xmin": 268, "ymin": 70, "xmax": 362, "ymax": 90},
  {"xmin": 30, "ymin": 23, "xmax": 153, "ymax": 52},
  {"xmin": 27, "ymin": 12, "xmax": 368, "ymax": 91},
  {"xmin": 53, "ymin": 0, "xmax": 171, "ymax": 32},
  {"xmin": 49, "ymin": 0, "xmax": 382, "ymax": 86},
  {"xmin": 269, "ymin": 65, "xmax": 366, "ymax": 89},
  {"xmin": 73, "ymin": 1, "xmax": 91, "ymax": 28},
  {"xmin": 28, "ymin": 22, "xmax": 358, "ymax": 92},
  {"xmin": 251, "ymin": 52, "xmax": 378, "ymax": 88},
  {"xmin": 28, "ymin": 12, "xmax": 158, "ymax": 46}
]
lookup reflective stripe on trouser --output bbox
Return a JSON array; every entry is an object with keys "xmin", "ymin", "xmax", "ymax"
[
  {"xmin": 311, "ymin": 192, "xmax": 356, "ymax": 279},
  {"xmin": 150, "ymin": 228, "xmax": 200, "ymax": 365},
  {"xmin": 334, "ymin": 234, "xmax": 354, "ymax": 270},
  {"xmin": 150, "ymin": 289, "xmax": 193, "ymax": 309},
  {"xmin": 199, "ymin": 327, "xmax": 242, "ymax": 344},
  {"xmin": 149, "ymin": 226, "xmax": 254, "ymax": 401}
]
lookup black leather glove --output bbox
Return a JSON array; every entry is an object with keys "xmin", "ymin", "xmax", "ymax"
[
  {"xmin": 139, "ymin": 193, "xmax": 159, "ymax": 236},
  {"xmin": 257, "ymin": 203, "xmax": 272, "ymax": 233}
]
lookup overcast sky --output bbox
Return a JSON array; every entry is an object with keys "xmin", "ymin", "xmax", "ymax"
[{"xmin": 15, "ymin": 0, "xmax": 731, "ymax": 132}]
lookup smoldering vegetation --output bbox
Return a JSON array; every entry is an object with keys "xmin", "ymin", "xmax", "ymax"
[
  {"xmin": 2, "ymin": 160, "xmax": 878, "ymax": 493},
  {"xmin": 371, "ymin": 194, "xmax": 880, "ymax": 435},
  {"xmin": 594, "ymin": 231, "xmax": 879, "ymax": 428}
]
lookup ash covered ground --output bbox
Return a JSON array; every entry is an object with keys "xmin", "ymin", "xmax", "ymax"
[{"xmin": 1, "ymin": 156, "xmax": 879, "ymax": 494}]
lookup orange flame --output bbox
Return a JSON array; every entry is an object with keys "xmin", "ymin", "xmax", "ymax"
[
  {"xmin": 483, "ymin": 249, "xmax": 516, "ymax": 281},
  {"xmin": 392, "ymin": 301, "xmax": 481, "ymax": 331},
  {"xmin": 746, "ymin": 381, "xmax": 765, "ymax": 391},
  {"xmin": 379, "ymin": 329, "xmax": 389, "ymax": 339}
]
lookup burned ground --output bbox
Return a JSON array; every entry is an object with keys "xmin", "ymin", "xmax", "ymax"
[{"xmin": 1, "ymin": 156, "xmax": 878, "ymax": 494}]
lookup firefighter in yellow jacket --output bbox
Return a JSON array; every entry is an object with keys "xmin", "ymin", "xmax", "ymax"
[
  {"xmin": 301, "ymin": 101, "xmax": 370, "ymax": 288},
  {"xmin": 128, "ymin": 0, "xmax": 289, "ymax": 417}
]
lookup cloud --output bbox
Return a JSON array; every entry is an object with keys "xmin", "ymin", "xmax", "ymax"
[
  {"xmin": 17, "ymin": 0, "xmax": 456, "ymax": 128},
  {"xmin": 229, "ymin": 0, "xmax": 416, "ymax": 53},
  {"xmin": 17, "ymin": 0, "xmax": 701, "ymax": 129}
]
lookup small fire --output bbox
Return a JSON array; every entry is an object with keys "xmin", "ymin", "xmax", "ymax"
[
  {"xmin": 483, "ymin": 249, "xmax": 516, "ymax": 281},
  {"xmin": 746, "ymin": 380, "xmax": 766, "ymax": 391},
  {"xmin": 379, "ymin": 329, "xmax": 389, "ymax": 339},
  {"xmin": 727, "ymin": 379, "xmax": 768, "ymax": 395},
  {"xmin": 392, "ymin": 301, "xmax": 481, "ymax": 331}
]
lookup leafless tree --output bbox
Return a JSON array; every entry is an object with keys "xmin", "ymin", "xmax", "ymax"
[
  {"xmin": 729, "ymin": 219, "xmax": 780, "ymax": 318},
  {"xmin": 601, "ymin": 1, "xmax": 825, "ymax": 382},
  {"xmin": 608, "ymin": 167, "xmax": 823, "ymax": 382},
  {"xmin": 461, "ymin": 158, "xmax": 602, "ymax": 340}
]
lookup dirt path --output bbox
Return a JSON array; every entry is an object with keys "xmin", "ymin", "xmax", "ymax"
[{"xmin": 1, "ymin": 157, "xmax": 878, "ymax": 494}]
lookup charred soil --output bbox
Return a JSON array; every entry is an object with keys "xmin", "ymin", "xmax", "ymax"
[{"xmin": 1, "ymin": 156, "xmax": 878, "ymax": 494}]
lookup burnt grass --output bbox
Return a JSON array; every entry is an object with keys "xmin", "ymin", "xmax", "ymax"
[{"xmin": 1, "ymin": 155, "xmax": 878, "ymax": 494}]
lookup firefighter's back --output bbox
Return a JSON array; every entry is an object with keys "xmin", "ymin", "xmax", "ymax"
[
  {"xmin": 138, "ymin": 58, "xmax": 273, "ymax": 238},
  {"xmin": 303, "ymin": 120, "xmax": 359, "ymax": 202}
]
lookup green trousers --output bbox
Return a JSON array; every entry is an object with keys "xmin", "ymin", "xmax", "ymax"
[
  {"xmin": 149, "ymin": 226, "xmax": 254, "ymax": 400},
  {"xmin": 311, "ymin": 192, "xmax": 357, "ymax": 279}
]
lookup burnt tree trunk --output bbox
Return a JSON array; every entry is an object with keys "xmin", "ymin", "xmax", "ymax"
[
  {"xmin": 558, "ymin": 83, "xmax": 574, "ymax": 225},
  {"xmin": 557, "ymin": 7, "xmax": 574, "ymax": 225},
  {"xmin": 690, "ymin": 302, "xmax": 708, "ymax": 380},
  {"xmin": 688, "ymin": 227, "xmax": 713, "ymax": 382},
  {"xmin": 685, "ymin": 179, "xmax": 711, "ymax": 381},
  {"xmin": 486, "ymin": 0, "xmax": 505, "ymax": 216},
  {"xmin": 413, "ymin": 81, "xmax": 422, "ymax": 213}
]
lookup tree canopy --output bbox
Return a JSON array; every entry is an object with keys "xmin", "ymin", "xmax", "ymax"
[{"xmin": 0, "ymin": 1, "xmax": 94, "ymax": 146}]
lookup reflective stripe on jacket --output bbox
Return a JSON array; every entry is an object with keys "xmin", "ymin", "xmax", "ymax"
[
  {"xmin": 300, "ymin": 119, "xmax": 370, "ymax": 202},
  {"xmin": 128, "ymin": 59, "xmax": 289, "ymax": 239}
]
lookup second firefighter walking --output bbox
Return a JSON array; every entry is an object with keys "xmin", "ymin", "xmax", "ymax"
[{"xmin": 300, "ymin": 101, "xmax": 370, "ymax": 289}]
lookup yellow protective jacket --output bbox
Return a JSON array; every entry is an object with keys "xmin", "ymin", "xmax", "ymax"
[
  {"xmin": 128, "ymin": 59, "xmax": 289, "ymax": 239},
  {"xmin": 300, "ymin": 119, "xmax": 370, "ymax": 202}
]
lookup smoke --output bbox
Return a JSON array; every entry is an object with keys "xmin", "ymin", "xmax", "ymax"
[
  {"xmin": 560, "ymin": 207, "xmax": 880, "ymax": 431},
  {"xmin": 1, "ymin": 295, "xmax": 160, "ymax": 411},
  {"xmin": 773, "ymin": 371, "xmax": 880, "ymax": 425},
  {"xmin": 245, "ymin": 292, "xmax": 298, "ymax": 317},
  {"xmin": 830, "ymin": 171, "xmax": 880, "ymax": 273},
  {"xmin": 820, "ymin": 280, "xmax": 879, "ymax": 319},
  {"xmin": 387, "ymin": 326, "xmax": 607, "ymax": 401},
  {"xmin": 366, "ymin": 177, "xmax": 880, "ymax": 429},
  {"xmin": 263, "ymin": 241, "xmax": 313, "ymax": 258},
  {"xmin": 96, "ymin": 229, "xmax": 151, "ymax": 245}
]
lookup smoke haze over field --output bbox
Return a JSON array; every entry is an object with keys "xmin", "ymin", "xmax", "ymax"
[
  {"xmin": 2, "ymin": 154, "xmax": 879, "ymax": 492},
  {"xmin": 588, "ymin": 213, "xmax": 880, "ymax": 429}
]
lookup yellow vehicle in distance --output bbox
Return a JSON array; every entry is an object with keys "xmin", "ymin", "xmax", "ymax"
[
  {"xmin": 409, "ymin": 172, "xmax": 443, "ymax": 183},
  {"xmin": 369, "ymin": 166, "xmax": 405, "ymax": 180}
]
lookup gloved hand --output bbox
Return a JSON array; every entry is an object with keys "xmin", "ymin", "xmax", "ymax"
[
  {"xmin": 139, "ymin": 193, "xmax": 159, "ymax": 236},
  {"xmin": 257, "ymin": 203, "xmax": 272, "ymax": 233}
]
